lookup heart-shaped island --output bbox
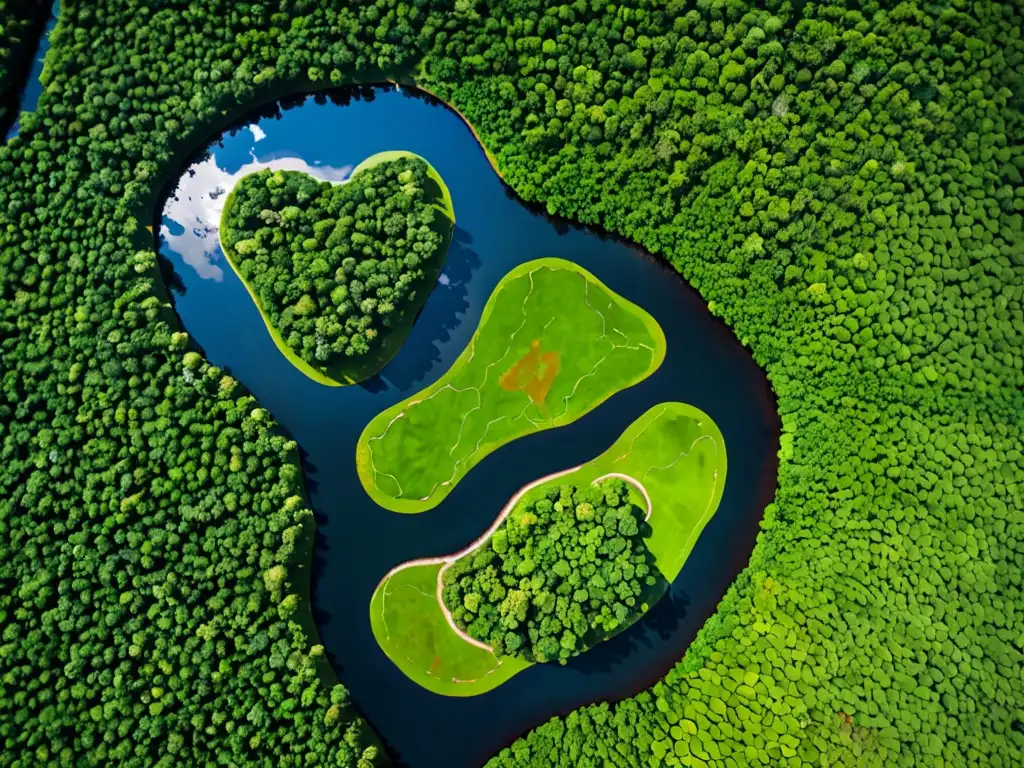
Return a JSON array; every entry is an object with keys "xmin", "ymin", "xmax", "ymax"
[{"xmin": 220, "ymin": 151, "xmax": 455, "ymax": 385}]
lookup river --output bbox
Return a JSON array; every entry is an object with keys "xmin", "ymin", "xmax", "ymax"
[
  {"xmin": 157, "ymin": 85, "xmax": 779, "ymax": 767},
  {"xmin": 3, "ymin": 0, "xmax": 59, "ymax": 142}
]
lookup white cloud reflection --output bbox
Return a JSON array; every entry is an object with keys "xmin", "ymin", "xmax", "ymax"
[{"xmin": 161, "ymin": 135, "xmax": 352, "ymax": 281}]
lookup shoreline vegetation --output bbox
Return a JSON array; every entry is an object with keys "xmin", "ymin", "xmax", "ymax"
[
  {"xmin": 356, "ymin": 257, "xmax": 667, "ymax": 513},
  {"xmin": 218, "ymin": 149, "xmax": 455, "ymax": 387},
  {"xmin": 0, "ymin": 0, "xmax": 56, "ymax": 140},
  {"xmin": 4, "ymin": 0, "xmax": 1015, "ymax": 765},
  {"xmin": 145, "ymin": 78, "xmax": 773, "ymax": 760},
  {"xmin": 369, "ymin": 402, "xmax": 726, "ymax": 696},
  {"xmin": 139, "ymin": 76, "xmax": 773, "ymax": 761}
]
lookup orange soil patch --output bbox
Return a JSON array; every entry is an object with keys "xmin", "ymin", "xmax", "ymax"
[{"xmin": 498, "ymin": 339, "xmax": 561, "ymax": 408}]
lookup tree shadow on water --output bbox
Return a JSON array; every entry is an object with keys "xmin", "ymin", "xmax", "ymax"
[
  {"xmin": 158, "ymin": 252, "xmax": 187, "ymax": 296},
  {"xmin": 363, "ymin": 226, "xmax": 481, "ymax": 393},
  {"xmin": 297, "ymin": 443, "xmax": 321, "ymax": 499},
  {"xmin": 566, "ymin": 586, "xmax": 691, "ymax": 677},
  {"xmin": 295, "ymin": 445, "xmax": 334, "ymax": 632}
]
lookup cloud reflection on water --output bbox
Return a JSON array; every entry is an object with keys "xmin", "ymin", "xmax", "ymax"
[{"xmin": 160, "ymin": 127, "xmax": 352, "ymax": 281}]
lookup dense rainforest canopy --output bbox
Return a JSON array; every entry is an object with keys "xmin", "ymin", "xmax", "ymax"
[
  {"xmin": 443, "ymin": 479, "xmax": 657, "ymax": 663},
  {"xmin": 222, "ymin": 158, "xmax": 447, "ymax": 371},
  {"xmin": 0, "ymin": 1, "xmax": 1020, "ymax": 768}
]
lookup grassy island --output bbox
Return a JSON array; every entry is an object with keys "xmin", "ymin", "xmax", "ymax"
[
  {"xmin": 220, "ymin": 151, "xmax": 455, "ymax": 386},
  {"xmin": 369, "ymin": 402, "xmax": 726, "ymax": 696},
  {"xmin": 356, "ymin": 258, "xmax": 666, "ymax": 513}
]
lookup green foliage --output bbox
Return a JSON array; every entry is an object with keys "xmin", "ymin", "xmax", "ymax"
[
  {"xmin": 443, "ymin": 479, "xmax": 656, "ymax": 663},
  {"xmin": 0, "ymin": 1, "xmax": 430, "ymax": 765},
  {"xmin": 221, "ymin": 158, "xmax": 445, "ymax": 367},
  {"xmin": 0, "ymin": 0, "xmax": 49, "ymax": 132},
  {"xmin": 0, "ymin": 0, "xmax": 1021, "ymax": 766},
  {"xmin": 424, "ymin": 1, "xmax": 1024, "ymax": 767}
]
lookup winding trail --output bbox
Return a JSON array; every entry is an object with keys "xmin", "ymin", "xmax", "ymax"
[
  {"xmin": 375, "ymin": 466, "xmax": 653, "ymax": 653},
  {"xmin": 592, "ymin": 472, "xmax": 652, "ymax": 521}
]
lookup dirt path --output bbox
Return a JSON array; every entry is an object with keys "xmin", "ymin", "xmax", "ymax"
[
  {"xmin": 375, "ymin": 464, "xmax": 581, "ymax": 651},
  {"xmin": 591, "ymin": 472, "xmax": 652, "ymax": 521},
  {"xmin": 375, "ymin": 466, "xmax": 652, "ymax": 653}
]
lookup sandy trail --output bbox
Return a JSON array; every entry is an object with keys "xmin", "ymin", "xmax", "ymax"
[
  {"xmin": 592, "ymin": 472, "xmax": 652, "ymax": 521},
  {"xmin": 376, "ymin": 466, "xmax": 652, "ymax": 652}
]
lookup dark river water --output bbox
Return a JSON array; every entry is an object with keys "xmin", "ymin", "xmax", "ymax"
[
  {"xmin": 3, "ymin": 0, "xmax": 59, "ymax": 142},
  {"xmin": 157, "ymin": 86, "xmax": 779, "ymax": 768}
]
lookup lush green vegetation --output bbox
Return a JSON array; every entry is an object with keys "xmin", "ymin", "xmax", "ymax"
[
  {"xmin": 356, "ymin": 257, "xmax": 665, "ymax": 512},
  {"xmin": 369, "ymin": 560, "xmax": 531, "ymax": 697},
  {"xmin": 431, "ymin": 4, "xmax": 1024, "ymax": 766},
  {"xmin": 220, "ymin": 152, "xmax": 454, "ymax": 386},
  {"xmin": 370, "ymin": 402, "xmax": 724, "ymax": 696},
  {"xmin": 503, "ymin": 402, "xmax": 727, "ymax": 596},
  {"xmin": 0, "ymin": 0, "xmax": 1021, "ymax": 766},
  {"xmin": 443, "ymin": 478, "xmax": 657, "ymax": 664},
  {"xmin": 0, "ymin": 0, "xmax": 50, "ymax": 134}
]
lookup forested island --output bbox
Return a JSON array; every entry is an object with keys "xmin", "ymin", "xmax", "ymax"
[
  {"xmin": 443, "ymin": 478, "xmax": 657, "ymax": 664},
  {"xmin": 0, "ymin": 1, "xmax": 1020, "ymax": 767},
  {"xmin": 369, "ymin": 402, "xmax": 725, "ymax": 697},
  {"xmin": 221, "ymin": 153, "xmax": 454, "ymax": 385}
]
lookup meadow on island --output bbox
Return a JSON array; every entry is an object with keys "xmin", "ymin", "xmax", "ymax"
[
  {"xmin": 356, "ymin": 257, "xmax": 666, "ymax": 513},
  {"xmin": 370, "ymin": 402, "xmax": 726, "ymax": 696}
]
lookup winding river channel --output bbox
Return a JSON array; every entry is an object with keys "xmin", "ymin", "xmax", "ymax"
[{"xmin": 157, "ymin": 86, "xmax": 779, "ymax": 767}]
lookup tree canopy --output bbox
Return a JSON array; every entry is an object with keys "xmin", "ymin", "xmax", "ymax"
[
  {"xmin": 443, "ymin": 479, "xmax": 657, "ymax": 663},
  {"xmin": 0, "ymin": 0, "xmax": 1020, "ymax": 766},
  {"xmin": 222, "ymin": 158, "xmax": 448, "ymax": 373}
]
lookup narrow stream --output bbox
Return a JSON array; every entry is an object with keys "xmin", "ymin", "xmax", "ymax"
[{"xmin": 3, "ymin": 0, "xmax": 59, "ymax": 141}]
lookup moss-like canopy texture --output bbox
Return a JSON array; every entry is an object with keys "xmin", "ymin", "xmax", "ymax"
[
  {"xmin": 444, "ymin": 478, "xmax": 658, "ymax": 664},
  {"xmin": 221, "ymin": 153, "xmax": 454, "ymax": 385},
  {"xmin": 0, "ymin": 1, "xmax": 1020, "ymax": 767}
]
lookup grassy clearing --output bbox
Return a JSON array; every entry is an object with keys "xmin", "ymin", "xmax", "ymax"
[
  {"xmin": 219, "ymin": 150, "xmax": 455, "ymax": 387},
  {"xmin": 368, "ymin": 402, "xmax": 725, "ymax": 696},
  {"xmin": 369, "ymin": 562, "xmax": 530, "ymax": 697},
  {"xmin": 513, "ymin": 402, "xmax": 727, "ymax": 583},
  {"xmin": 356, "ymin": 257, "xmax": 666, "ymax": 512}
]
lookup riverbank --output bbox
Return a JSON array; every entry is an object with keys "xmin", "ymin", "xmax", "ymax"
[
  {"xmin": 0, "ymin": 0, "xmax": 58, "ymax": 141},
  {"xmin": 154, "ymin": 85, "xmax": 779, "ymax": 767}
]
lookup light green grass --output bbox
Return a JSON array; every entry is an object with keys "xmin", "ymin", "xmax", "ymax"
[
  {"xmin": 514, "ymin": 402, "xmax": 727, "ymax": 581},
  {"xmin": 356, "ymin": 258, "xmax": 666, "ymax": 513},
  {"xmin": 368, "ymin": 402, "xmax": 726, "ymax": 696},
  {"xmin": 219, "ymin": 150, "xmax": 455, "ymax": 387},
  {"xmin": 369, "ymin": 562, "xmax": 530, "ymax": 697}
]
